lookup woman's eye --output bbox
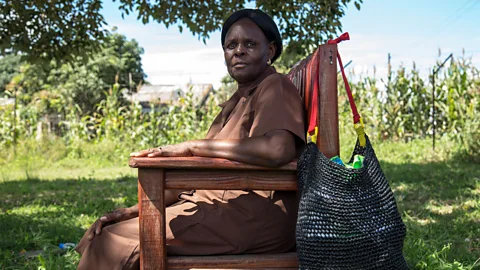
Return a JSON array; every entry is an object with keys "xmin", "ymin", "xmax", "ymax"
[
  {"xmin": 246, "ymin": 42, "xmax": 256, "ymax": 47},
  {"xmin": 227, "ymin": 43, "xmax": 237, "ymax": 49}
]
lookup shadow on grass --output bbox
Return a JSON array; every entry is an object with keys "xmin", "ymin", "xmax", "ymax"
[
  {"xmin": 380, "ymin": 158, "xmax": 479, "ymax": 268},
  {"xmin": 1, "ymin": 158, "xmax": 479, "ymax": 269},
  {"xmin": 0, "ymin": 176, "xmax": 138, "ymax": 250}
]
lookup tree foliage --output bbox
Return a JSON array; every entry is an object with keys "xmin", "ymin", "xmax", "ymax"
[
  {"xmin": 6, "ymin": 31, "xmax": 145, "ymax": 115},
  {"xmin": 0, "ymin": 54, "xmax": 21, "ymax": 93},
  {"xmin": 1, "ymin": 0, "xmax": 362, "ymax": 64},
  {"xmin": 0, "ymin": 0, "xmax": 108, "ymax": 63}
]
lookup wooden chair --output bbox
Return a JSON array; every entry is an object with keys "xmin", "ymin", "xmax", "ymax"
[{"xmin": 129, "ymin": 43, "xmax": 339, "ymax": 270}]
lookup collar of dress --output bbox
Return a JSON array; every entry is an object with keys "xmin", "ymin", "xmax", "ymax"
[{"xmin": 219, "ymin": 66, "xmax": 277, "ymax": 108}]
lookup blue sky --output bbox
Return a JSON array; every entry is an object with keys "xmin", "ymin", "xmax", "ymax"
[{"xmin": 102, "ymin": 0, "xmax": 480, "ymax": 88}]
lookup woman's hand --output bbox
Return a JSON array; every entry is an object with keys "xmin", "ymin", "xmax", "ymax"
[
  {"xmin": 87, "ymin": 204, "xmax": 139, "ymax": 241},
  {"xmin": 130, "ymin": 142, "xmax": 193, "ymax": 158}
]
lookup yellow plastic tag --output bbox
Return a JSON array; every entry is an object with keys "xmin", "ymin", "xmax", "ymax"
[
  {"xmin": 307, "ymin": 126, "xmax": 319, "ymax": 144},
  {"xmin": 354, "ymin": 118, "xmax": 366, "ymax": 147}
]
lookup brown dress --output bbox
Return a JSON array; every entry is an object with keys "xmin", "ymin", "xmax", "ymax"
[{"xmin": 76, "ymin": 66, "xmax": 305, "ymax": 270}]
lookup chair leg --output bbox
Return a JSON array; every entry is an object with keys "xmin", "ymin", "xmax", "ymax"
[{"xmin": 139, "ymin": 168, "xmax": 167, "ymax": 270}]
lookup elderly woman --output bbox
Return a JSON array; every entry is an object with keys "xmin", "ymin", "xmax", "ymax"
[{"xmin": 76, "ymin": 9, "xmax": 305, "ymax": 269}]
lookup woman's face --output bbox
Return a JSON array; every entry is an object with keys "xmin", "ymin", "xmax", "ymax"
[{"xmin": 223, "ymin": 18, "xmax": 276, "ymax": 83}]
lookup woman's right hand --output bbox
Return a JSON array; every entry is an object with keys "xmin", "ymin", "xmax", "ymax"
[
  {"xmin": 130, "ymin": 142, "xmax": 193, "ymax": 158},
  {"xmin": 87, "ymin": 204, "xmax": 139, "ymax": 241}
]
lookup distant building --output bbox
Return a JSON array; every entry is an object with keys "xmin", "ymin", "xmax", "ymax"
[
  {"xmin": 126, "ymin": 84, "xmax": 214, "ymax": 112},
  {"xmin": 0, "ymin": 98, "xmax": 15, "ymax": 108}
]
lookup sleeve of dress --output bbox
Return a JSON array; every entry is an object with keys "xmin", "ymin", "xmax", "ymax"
[{"xmin": 249, "ymin": 73, "xmax": 306, "ymax": 144}]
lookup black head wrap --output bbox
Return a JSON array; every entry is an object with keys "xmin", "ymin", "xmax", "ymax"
[{"xmin": 221, "ymin": 9, "xmax": 283, "ymax": 63}]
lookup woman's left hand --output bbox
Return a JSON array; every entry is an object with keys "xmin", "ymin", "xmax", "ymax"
[{"xmin": 130, "ymin": 142, "xmax": 193, "ymax": 158}]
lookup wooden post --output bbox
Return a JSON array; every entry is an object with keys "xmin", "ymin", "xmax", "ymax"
[
  {"xmin": 317, "ymin": 44, "xmax": 339, "ymax": 158},
  {"xmin": 138, "ymin": 168, "xmax": 167, "ymax": 270},
  {"xmin": 432, "ymin": 68, "xmax": 436, "ymax": 150}
]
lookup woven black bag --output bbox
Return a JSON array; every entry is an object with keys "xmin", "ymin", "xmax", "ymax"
[
  {"xmin": 294, "ymin": 33, "xmax": 408, "ymax": 269},
  {"xmin": 296, "ymin": 138, "xmax": 408, "ymax": 269}
]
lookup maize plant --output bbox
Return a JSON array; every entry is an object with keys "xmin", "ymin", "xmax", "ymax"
[
  {"xmin": 338, "ymin": 56, "xmax": 479, "ymax": 160},
  {"xmin": 0, "ymin": 59, "xmax": 477, "ymax": 160}
]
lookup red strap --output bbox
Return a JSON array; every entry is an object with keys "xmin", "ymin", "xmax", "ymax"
[
  {"xmin": 305, "ymin": 32, "xmax": 360, "ymax": 135},
  {"xmin": 337, "ymin": 52, "xmax": 361, "ymax": 123},
  {"xmin": 307, "ymin": 50, "xmax": 320, "ymax": 134},
  {"xmin": 328, "ymin": 32, "xmax": 361, "ymax": 124},
  {"xmin": 327, "ymin": 32, "xmax": 350, "ymax": 44}
]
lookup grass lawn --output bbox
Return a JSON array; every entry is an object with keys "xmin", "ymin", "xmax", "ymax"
[{"xmin": 0, "ymin": 137, "xmax": 478, "ymax": 269}]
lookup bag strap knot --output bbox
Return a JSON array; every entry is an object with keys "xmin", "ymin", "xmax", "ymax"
[{"xmin": 327, "ymin": 32, "xmax": 350, "ymax": 44}]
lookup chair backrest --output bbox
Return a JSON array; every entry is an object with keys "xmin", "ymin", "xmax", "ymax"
[{"xmin": 286, "ymin": 44, "xmax": 340, "ymax": 158}]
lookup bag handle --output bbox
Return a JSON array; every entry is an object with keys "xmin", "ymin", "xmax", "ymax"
[
  {"xmin": 306, "ymin": 50, "xmax": 320, "ymax": 144},
  {"xmin": 327, "ymin": 33, "xmax": 366, "ymax": 147}
]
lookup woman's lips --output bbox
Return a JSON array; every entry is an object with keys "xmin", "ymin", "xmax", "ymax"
[{"xmin": 233, "ymin": 63, "xmax": 248, "ymax": 68}]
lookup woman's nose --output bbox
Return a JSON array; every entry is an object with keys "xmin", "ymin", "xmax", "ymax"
[{"xmin": 234, "ymin": 44, "xmax": 246, "ymax": 56}]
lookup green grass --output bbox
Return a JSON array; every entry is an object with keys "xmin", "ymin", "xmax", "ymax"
[
  {"xmin": 375, "ymin": 141, "xmax": 480, "ymax": 269},
  {"xmin": 0, "ymin": 137, "xmax": 479, "ymax": 269}
]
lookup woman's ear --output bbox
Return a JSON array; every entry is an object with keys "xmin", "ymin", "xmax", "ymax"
[{"xmin": 268, "ymin": 42, "xmax": 276, "ymax": 63}]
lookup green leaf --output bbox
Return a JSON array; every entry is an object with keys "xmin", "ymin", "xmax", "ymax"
[
  {"xmin": 0, "ymin": 0, "xmax": 364, "ymax": 64},
  {"xmin": 354, "ymin": 1, "xmax": 361, "ymax": 10}
]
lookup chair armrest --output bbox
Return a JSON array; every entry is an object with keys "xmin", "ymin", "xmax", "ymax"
[
  {"xmin": 130, "ymin": 157, "xmax": 298, "ymax": 191},
  {"xmin": 129, "ymin": 156, "xmax": 297, "ymax": 171}
]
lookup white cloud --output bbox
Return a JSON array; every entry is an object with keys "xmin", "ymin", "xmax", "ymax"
[
  {"xmin": 107, "ymin": 20, "xmax": 227, "ymax": 88},
  {"xmin": 334, "ymin": 32, "xmax": 480, "ymax": 84},
  {"xmin": 472, "ymin": 53, "xmax": 480, "ymax": 66},
  {"xmin": 142, "ymin": 48, "xmax": 227, "ymax": 89},
  {"xmin": 106, "ymin": 18, "xmax": 480, "ymax": 91}
]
